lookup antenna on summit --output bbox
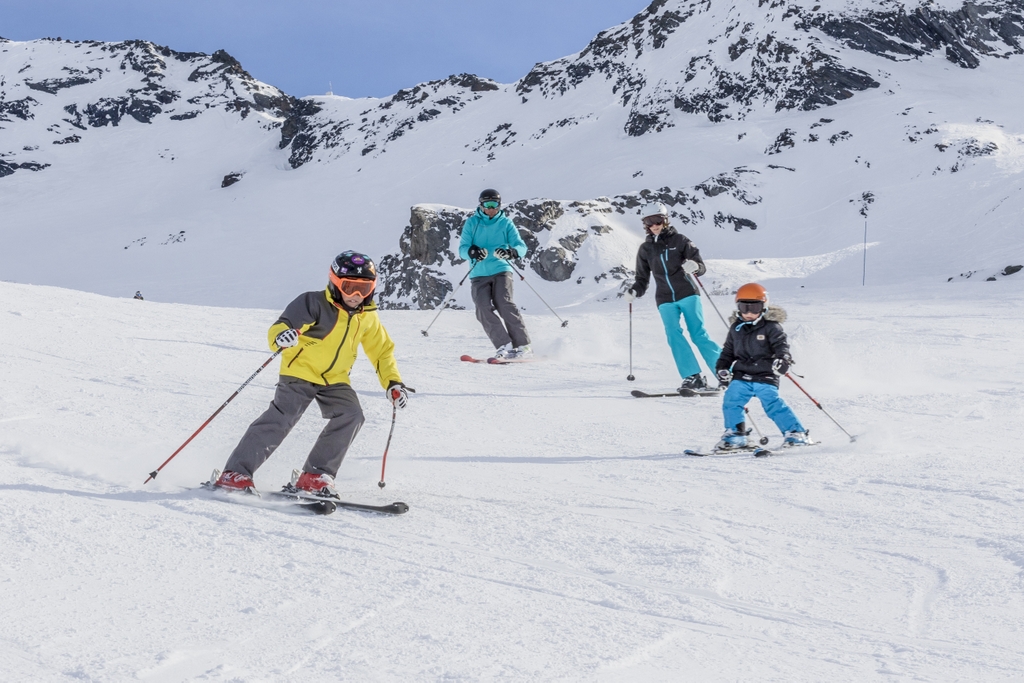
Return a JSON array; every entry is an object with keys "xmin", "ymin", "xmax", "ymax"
[{"xmin": 326, "ymin": 81, "xmax": 333, "ymax": 96}]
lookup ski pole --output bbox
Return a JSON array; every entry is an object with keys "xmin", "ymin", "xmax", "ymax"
[
  {"xmin": 378, "ymin": 404, "xmax": 397, "ymax": 488},
  {"xmin": 506, "ymin": 260, "xmax": 569, "ymax": 327},
  {"xmin": 785, "ymin": 373, "xmax": 857, "ymax": 442},
  {"xmin": 144, "ymin": 348, "xmax": 284, "ymax": 484},
  {"xmin": 627, "ymin": 302, "xmax": 635, "ymax": 381},
  {"xmin": 745, "ymin": 407, "xmax": 769, "ymax": 445},
  {"xmin": 421, "ymin": 263, "xmax": 477, "ymax": 337},
  {"xmin": 694, "ymin": 274, "xmax": 729, "ymax": 328}
]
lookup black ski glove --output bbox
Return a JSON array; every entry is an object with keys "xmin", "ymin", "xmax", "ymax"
[
  {"xmin": 772, "ymin": 357, "xmax": 792, "ymax": 376},
  {"xmin": 494, "ymin": 247, "xmax": 515, "ymax": 260},
  {"xmin": 468, "ymin": 245, "xmax": 488, "ymax": 261},
  {"xmin": 386, "ymin": 381, "xmax": 408, "ymax": 409},
  {"xmin": 716, "ymin": 368, "xmax": 732, "ymax": 386}
]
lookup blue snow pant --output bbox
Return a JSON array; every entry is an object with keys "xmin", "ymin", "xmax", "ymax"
[
  {"xmin": 723, "ymin": 380, "xmax": 805, "ymax": 434},
  {"xmin": 657, "ymin": 295, "xmax": 722, "ymax": 380}
]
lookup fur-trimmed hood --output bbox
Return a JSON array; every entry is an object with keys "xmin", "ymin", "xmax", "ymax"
[{"xmin": 728, "ymin": 305, "xmax": 787, "ymax": 326}]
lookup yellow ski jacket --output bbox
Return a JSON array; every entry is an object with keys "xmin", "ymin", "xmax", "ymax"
[{"xmin": 267, "ymin": 288, "xmax": 402, "ymax": 388}]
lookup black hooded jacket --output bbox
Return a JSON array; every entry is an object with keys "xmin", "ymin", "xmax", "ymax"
[
  {"xmin": 715, "ymin": 306, "xmax": 792, "ymax": 387},
  {"xmin": 631, "ymin": 226, "xmax": 706, "ymax": 306}
]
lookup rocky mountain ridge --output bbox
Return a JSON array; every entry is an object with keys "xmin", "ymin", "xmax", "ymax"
[{"xmin": 2, "ymin": 1, "xmax": 1023, "ymax": 307}]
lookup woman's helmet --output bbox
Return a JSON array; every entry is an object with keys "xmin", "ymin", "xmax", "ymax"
[
  {"xmin": 640, "ymin": 202, "xmax": 668, "ymax": 219},
  {"xmin": 640, "ymin": 202, "xmax": 669, "ymax": 230},
  {"xmin": 479, "ymin": 188, "xmax": 501, "ymax": 208},
  {"xmin": 329, "ymin": 251, "xmax": 377, "ymax": 301},
  {"xmin": 735, "ymin": 282, "xmax": 768, "ymax": 317}
]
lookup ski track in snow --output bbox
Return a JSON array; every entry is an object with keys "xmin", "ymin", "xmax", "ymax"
[{"xmin": 0, "ymin": 280, "xmax": 1023, "ymax": 681}]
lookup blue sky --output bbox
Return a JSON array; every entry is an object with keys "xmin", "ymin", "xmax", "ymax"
[{"xmin": 0, "ymin": 0, "xmax": 648, "ymax": 98}]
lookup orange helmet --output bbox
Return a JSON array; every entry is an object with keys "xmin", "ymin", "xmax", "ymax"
[{"xmin": 735, "ymin": 282, "xmax": 768, "ymax": 303}]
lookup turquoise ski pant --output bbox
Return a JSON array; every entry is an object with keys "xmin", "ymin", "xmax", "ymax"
[
  {"xmin": 723, "ymin": 380, "xmax": 805, "ymax": 434},
  {"xmin": 657, "ymin": 295, "xmax": 722, "ymax": 380}
]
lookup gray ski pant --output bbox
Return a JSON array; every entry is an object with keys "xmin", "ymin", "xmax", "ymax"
[
  {"xmin": 471, "ymin": 272, "xmax": 531, "ymax": 349},
  {"xmin": 223, "ymin": 377, "xmax": 364, "ymax": 478}
]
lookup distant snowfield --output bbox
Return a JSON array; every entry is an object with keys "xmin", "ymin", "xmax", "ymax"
[{"xmin": 1, "ymin": 278, "xmax": 1022, "ymax": 681}]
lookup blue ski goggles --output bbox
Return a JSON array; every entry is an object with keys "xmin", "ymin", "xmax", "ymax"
[{"xmin": 480, "ymin": 200, "xmax": 500, "ymax": 209}]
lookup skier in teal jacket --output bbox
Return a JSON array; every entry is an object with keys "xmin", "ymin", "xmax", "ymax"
[{"xmin": 458, "ymin": 189, "xmax": 532, "ymax": 359}]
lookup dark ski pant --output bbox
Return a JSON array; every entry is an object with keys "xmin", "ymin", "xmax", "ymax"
[
  {"xmin": 723, "ymin": 380, "xmax": 804, "ymax": 434},
  {"xmin": 471, "ymin": 272, "xmax": 531, "ymax": 349},
  {"xmin": 223, "ymin": 377, "xmax": 364, "ymax": 479}
]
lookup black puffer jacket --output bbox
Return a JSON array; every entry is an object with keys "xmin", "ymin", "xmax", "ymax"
[
  {"xmin": 715, "ymin": 306, "xmax": 792, "ymax": 387},
  {"xmin": 632, "ymin": 226, "xmax": 706, "ymax": 306}
]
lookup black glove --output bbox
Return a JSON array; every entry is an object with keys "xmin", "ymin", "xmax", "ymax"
[
  {"xmin": 468, "ymin": 245, "xmax": 488, "ymax": 261},
  {"xmin": 494, "ymin": 247, "xmax": 515, "ymax": 260},
  {"xmin": 772, "ymin": 357, "xmax": 792, "ymax": 376},
  {"xmin": 716, "ymin": 368, "xmax": 732, "ymax": 386},
  {"xmin": 386, "ymin": 381, "xmax": 408, "ymax": 409}
]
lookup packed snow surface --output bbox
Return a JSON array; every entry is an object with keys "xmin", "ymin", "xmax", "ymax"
[{"xmin": 1, "ymin": 278, "xmax": 1022, "ymax": 681}]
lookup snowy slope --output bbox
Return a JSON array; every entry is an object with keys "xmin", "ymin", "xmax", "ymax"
[
  {"xmin": 1, "ymin": 279, "xmax": 1023, "ymax": 680},
  {"xmin": 2, "ymin": 1, "xmax": 1024, "ymax": 307}
]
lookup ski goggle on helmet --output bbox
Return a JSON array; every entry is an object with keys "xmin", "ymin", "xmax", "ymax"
[
  {"xmin": 735, "ymin": 282, "xmax": 768, "ymax": 315},
  {"xmin": 479, "ymin": 188, "xmax": 501, "ymax": 210},
  {"xmin": 329, "ymin": 251, "xmax": 377, "ymax": 298}
]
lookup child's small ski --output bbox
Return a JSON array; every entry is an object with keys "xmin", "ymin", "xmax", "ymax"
[
  {"xmin": 684, "ymin": 446, "xmax": 770, "ymax": 457},
  {"xmin": 460, "ymin": 355, "xmax": 489, "ymax": 363}
]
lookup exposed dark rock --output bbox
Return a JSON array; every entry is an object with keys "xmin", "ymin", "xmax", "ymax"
[
  {"xmin": 52, "ymin": 134, "xmax": 81, "ymax": 145},
  {"xmin": 169, "ymin": 111, "xmax": 201, "ymax": 120},
  {"xmin": 714, "ymin": 213, "xmax": 758, "ymax": 231},
  {"xmin": 221, "ymin": 172, "xmax": 243, "ymax": 188},
  {"xmin": 1002, "ymin": 264, "xmax": 1023, "ymax": 276},
  {"xmin": 0, "ymin": 97, "xmax": 38, "ymax": 121},
  {"xmin": 766, "ymin": 129, "xmax": 796, "ymax": 154},
  {"xmin": 532, "ymin": 246, "xmax": 576, "ymax": 281},
  {"xmin": 0, "ymin": 160, "xmax": 50, "ymax": 178}
]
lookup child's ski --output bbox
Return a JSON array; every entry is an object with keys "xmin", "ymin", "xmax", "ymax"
[
  {"xmin": 460, "ymin": 355, "xmax": 489, "ymax": 363},
  {"xmin": 684, "ymin": 446, "xmax": 772, "ymax": 457}
]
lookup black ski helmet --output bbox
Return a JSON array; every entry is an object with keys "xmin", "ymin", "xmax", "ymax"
[
  {"xmin": 329, "ymin": 251, "xmax": 377, "ymax": 301},
  {"xmin": 479, "ymin": 188, "xmax": 501, "ymax": 206}
]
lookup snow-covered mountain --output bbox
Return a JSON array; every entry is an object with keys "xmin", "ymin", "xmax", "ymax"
[{"xmin": 2, "ymin": 0, "xmax": 1023, "ymax": 308}]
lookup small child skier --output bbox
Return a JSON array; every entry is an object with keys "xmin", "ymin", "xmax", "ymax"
[
  {"xmin": 212, "ymin": 251, "xmax": 408, "ymax": 497},
  {"xmin": 713, "ymin": 283, "xmax": 810, "ymax": 450}
]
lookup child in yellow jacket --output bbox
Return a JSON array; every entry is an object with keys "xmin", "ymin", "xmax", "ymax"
[{"xmin": 213, "ymin": 251, "xmax": 407, "ymax": 497}]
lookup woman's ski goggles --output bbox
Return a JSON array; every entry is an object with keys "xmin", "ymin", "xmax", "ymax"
[
  {"xmin": 330, "ymin": 272, "xmax": 375, "ymax": 298},
  {"xmin": 642, "ymin": 215, "xmax": 666, "ymax": 227},
  {"xmin": 737, "ymin": 300, "xmax": 764, "ymax": 315},
  {"xmin": 480, "ymin": 200, "xmax": 500, "ymax": 209}
]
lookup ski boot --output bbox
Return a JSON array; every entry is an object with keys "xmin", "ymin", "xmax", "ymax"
[
  {"xmin": 212, "ymin": 470, "xmax": 256, "ymax": 493},
  {"xmin": 506, "ymin": 344, "xmax": 532, "ymax": 359},
  {"xmin": 492, "ymin": 344, "xmax": 511, "ymax": 359},
  {"xmin": 783, "ymin": 430, "xmax": 811, "ymax": 447},
  {"xmin": 291, "ymin": 470, "xmax": 340, "ymax": 499},
  {"xmin": 714, "ymin": 429, "xmax": 748, "ymax": 451}
]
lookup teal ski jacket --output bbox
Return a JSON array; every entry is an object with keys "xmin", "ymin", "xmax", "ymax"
[{"xmin": 458, "ymin": 208, "xmax": 528, "ymax": 278}]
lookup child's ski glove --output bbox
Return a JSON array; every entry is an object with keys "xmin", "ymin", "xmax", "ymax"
[
  {"xmin": 682, "ymin": 260, "xmax": 700, "ymax": 274},
  {"xmin": 275, "ymin": 328, "xmax": 300, "ymax": 349},
  {"xmin": 772, "ymin": 357, "xmax": 792, "ymax": 376},
  {"xmin": 468, "ymin": 245, "xmax": 488, "ymax": 261},
  {"xmin": 624, "ymin": 285, "xmax": 639, "ymax": 302},
  {"xmin": 716, "ymin": 368, "xmax": 732, "ymax": 386},
  {"xmin": 494, "ymin": 247, "xmax": 515, "ymax": 260},
  {"xmin": 387, "ymin": 381, "xmax": 408, "ymax": 409}
]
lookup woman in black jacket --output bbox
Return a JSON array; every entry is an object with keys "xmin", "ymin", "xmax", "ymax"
[{"xmin": 627, "ymin": 202, "xmax": 722, "ymax": 391}]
